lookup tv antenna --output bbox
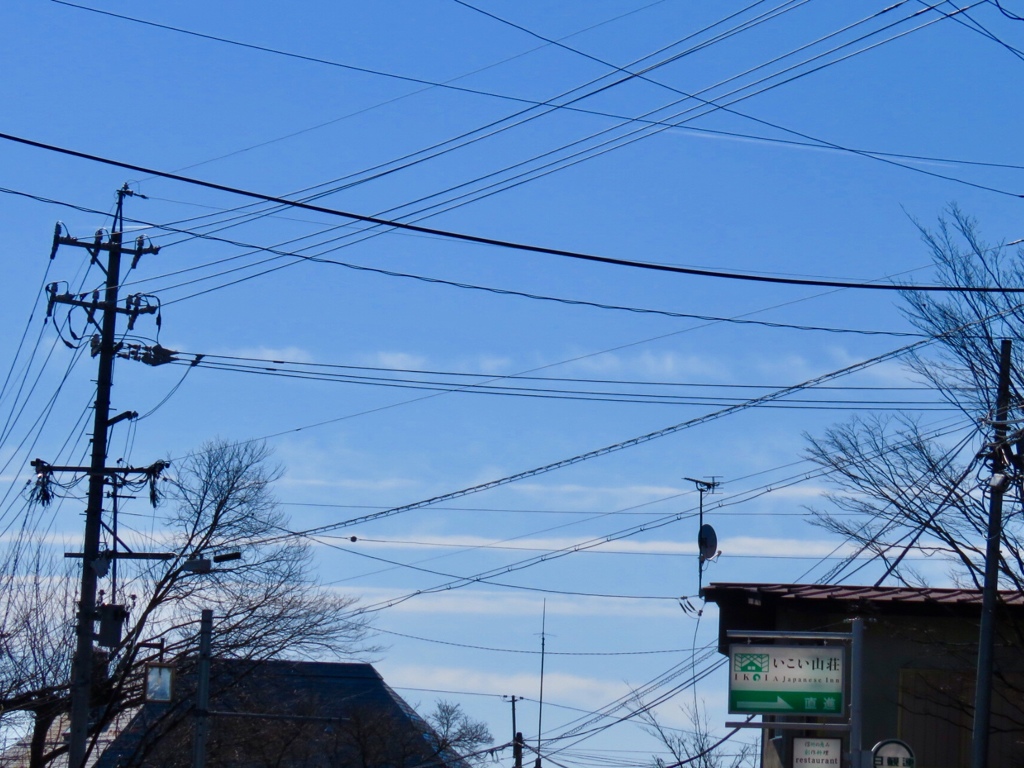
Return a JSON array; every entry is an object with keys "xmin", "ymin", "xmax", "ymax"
[{"xmin": 684, "ymin": 477, "xmax": 720, "ymax": 595}]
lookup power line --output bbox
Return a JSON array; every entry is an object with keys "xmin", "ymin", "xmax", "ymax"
[
  {"xmin": 3, "ymin": 131, "xmax": 1022, "ymax": 292},
  {"xmin": 257, "ymin": 332, "xmax": 938, "ymax": 547},
  {"xmin": 172, "ymin": 353, "xmax": 953, "ymax": 409}
]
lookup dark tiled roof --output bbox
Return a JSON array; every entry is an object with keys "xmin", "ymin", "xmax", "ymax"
[
  {"xmin": 94, "ymin": 660, "xmax": 472, "ymax": 768},
  {"xmin": 703, "ymin": 582, "xmax": 1024, "ymax": 607}
]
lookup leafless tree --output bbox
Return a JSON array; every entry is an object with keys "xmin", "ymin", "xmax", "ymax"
[
  {"xmin": 805, "ymin": 207, "xmax": 1024, "ymax": 589},
  {"xmin": 634, "ymin": 697, "xmax": 755, "ymax": 768},
  {"xmin": 425, "ymin": 700, "xmax": 494, "ymax": 765},
  {"xmin": 0, "ymin": 439, "xmax": 375, "ymax": 767},
  {"xmin": 802, "ymin": 208, "xmax": 1024, "ymax": 751}
]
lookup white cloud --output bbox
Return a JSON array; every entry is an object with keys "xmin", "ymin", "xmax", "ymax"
[
  {"xmin": 337, "ymin": 586, "xmax": 680, "ymax": 619},
  {"xmin": 324, "ymin": 532, "xmax": 859, "ymax": 560},
  {"xmin": 721, "ymin": 536, "xmax": 855, "ymax": 557},
  {"xmin": 215, "ymin": 345, "xmax": 315, "ymax": 363},
  {"xmin": 383, "ymin": 663, "xmax": 641, "ymax": 712},
  {"xmin": 563, "ymin": 350, "xmax": 729, "ymax": 380},
  {"xmin": 278, "ymin": 475, "xmax": 415, "ymax": 491},
  {"xmin": 365, "ymin": 351, "xmax": 429, "ymax": 370},
  {"xmin": 470, "ymin": 355, "xmax": 515, "ymax": 375}
]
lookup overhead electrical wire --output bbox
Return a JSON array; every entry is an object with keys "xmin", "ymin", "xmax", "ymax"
[
  {"xmin": 6, "ymin": 131, "xmax": 1022, "ymax": 293},
  {"xmin": 167, "ymin": 350, "xmax": 953, "ymax": 409},
  {"xmin": 56, "ymin": 0, "xmax": 1022, "ymax": 201},
  {"xmin": 139, "ymin": 0, "xmax": 1003, "ymax": 289},
  {"xmin": 90, "ymin": 199, "xmax": 935, "ymax": 336},
  {"xmin": 371, "ymin": 625, "xmax": 691, "ymax": 656},
  {"xmin": 287, "ymin": 414, "xmax": 972, "ymax": 606},
  {"xmin": 345, "ymin": 534, "xmax": 941, "ymax": 561},
  {"xmin": 797, "ymin": 421, "xmax": 985, "ymax": 585},
  {"xmin": 22, "ymin": 4, "xmax": 1007, "ymax": 403},
  {"xmin": 42, "ymin": 0, "xmax": 817, "ymax": 265},
  {"xmin": 28, "ymin": 4, "xmax": 1011, "ymax": 313},
  {"xmin": 14, "ymin": 0, "xmax": 1007, "ymax": 577},
  {"xmin": 922, "ymin": 0, "xmax": 1024, "ymax": 60},
  {"xmin": 310, "ymin": 417, "xmax": 973, "ymax": 618},
  {"xmin": 387, "ymin": 0, "xmax": 1013, "ymax": 233},
  {"xmin": 116, "ymin": 0, "xmax": 1024, "ymax": 241},
  {"xmin": 9, "ymin": 6, "xmax": 1024, "ymax": 286},
  {"xmin": 51, "ymin": 0, "xmax": 814, "ymax": 203},
  {"xmin": 253, "ymin": 332, "xmax": 939, "ymax": 548},
  {"xmin": 536, "ymin": 656, "xmax": 733, "ymax": 759},
  {"xmin": 124, "ymin": 0, "xmax": 682, "ymax": 180},
  {"xmin": 313, "ymin": 533, "xmax": 683, "ymax": 601},
  {"xmin": 196, "ymin": 355, "xmax": 943, "ymax": 391}
]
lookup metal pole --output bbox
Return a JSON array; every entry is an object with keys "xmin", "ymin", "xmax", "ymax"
[
  {"xmin": 849, "ymin": 618, "xmax": 864, "ymax": 768},
  {"xmin": 67, "ymin": 190, "xmax": 127, "ymax": 768},
  {"xmin": 971, "ymin": 338, "xmax": 1013, "ymax": 768},
  {"xmin": 535, "ymin": 602, "xmax": 546, "ymax": 768},
  {"xmin": 192, "ymin": 609, "xmax": 213, "ymax": 768}
]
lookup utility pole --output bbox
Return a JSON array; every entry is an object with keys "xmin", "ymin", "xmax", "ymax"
[
  {"xmin": 192, "ymin": 609, "xmax": 213, "ymax": 768},
  {"xmin": 37, "ymin": 185, "xmax": 164, "ymax": 768},
  {"xmin": 505, "ymin": 695, "xmax": 523, "ymax": 768},
  {"xmin": 971, "ymin": 338, "xmax": 1013, "ymax": 768},
  {"xmin": 848, "ymin": 617, "xmax": 865, "ymax": 768}
]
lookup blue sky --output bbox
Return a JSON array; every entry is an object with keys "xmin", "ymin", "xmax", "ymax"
[{"xmin": 3, "ymin": 1, "xmax": 1024, "ymax": 764}]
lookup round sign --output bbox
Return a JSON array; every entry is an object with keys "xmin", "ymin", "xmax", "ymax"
[{"xmin": 871, "ymin": 738, "xmax": 914, "ymax": 767}]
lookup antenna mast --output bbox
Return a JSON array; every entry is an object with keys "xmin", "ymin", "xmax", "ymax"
[{"xmin": 685, "ymin": 477, "xmax": 720, "ymax": 594}]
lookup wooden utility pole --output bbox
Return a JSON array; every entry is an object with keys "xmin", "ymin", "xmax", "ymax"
[{"xmin": 971, "ymin": 338, "xmax": 1013, "ymax": 768}]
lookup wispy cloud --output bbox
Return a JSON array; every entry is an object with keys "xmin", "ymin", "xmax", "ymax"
[
  {"xmin": 383, "ymin": 663, "xmax": 647, "ymax": 711},
  {"xmin": 215, "ymin": 345, "xmax": 316, "ymax": 364},
  {"xmin": 364, "ymin": 351, "xmax": 429, "ymax": 370},
  {"xmin": 339, "ymin": 586, "xmax": 680, "ymax": 619},
  {"xmin": 328, "ymin": 533, "xmax": 861, "ymax": 559}
]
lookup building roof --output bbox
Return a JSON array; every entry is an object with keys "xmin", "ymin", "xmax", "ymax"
[
  {"xmin": 94, "ymin": 659, "xmax": 472, "ymax": 768},
  {"xmin": 703, "ymin": 582, "xmax": 1024, "ymax": 609}
]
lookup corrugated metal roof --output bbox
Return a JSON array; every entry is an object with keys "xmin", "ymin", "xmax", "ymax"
[{"xmin": 703, "ymin": 582, "xmax": 1024, "ymax": 606}]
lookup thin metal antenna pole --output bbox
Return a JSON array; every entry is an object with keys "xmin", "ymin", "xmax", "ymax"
[
  {"xmin": 685, "ymin": 477, "xmax": 719, "ymax": 593},
  {"xmin": 536, "ymin": 601, "xmax": 546, "ymax": 768}
]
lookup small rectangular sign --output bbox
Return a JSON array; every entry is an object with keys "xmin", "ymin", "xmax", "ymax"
[
  {"xmin": 793, "ymin": 737, "xmax": 842, "ymax": 767},
  {"xmin": 728, "ymin": 644, "xmax": 844, "ymax": 716}
]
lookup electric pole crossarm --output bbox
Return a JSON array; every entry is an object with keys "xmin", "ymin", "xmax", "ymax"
[
  {"xmin": 47, "ymin": 291, "xmax": 158, "ymax": 317},
  {"xmin": 55, "ymin": 234, "xmax": 159, "ymax": 257},
  {"xmin": 31, "ymin": 459, "xmax": 168, "ymax": 476}
]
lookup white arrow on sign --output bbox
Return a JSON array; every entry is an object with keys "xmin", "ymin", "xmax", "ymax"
[{"xmin": 735, "ymin": 697, "xmax": 793, "ymax": 710}]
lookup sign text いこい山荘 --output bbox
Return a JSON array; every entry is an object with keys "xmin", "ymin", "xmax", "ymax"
[{"xmin": 728, "ymin": 644, "xmax": 845, "ymax": 716}]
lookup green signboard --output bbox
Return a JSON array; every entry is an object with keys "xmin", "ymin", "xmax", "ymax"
[{"xmin": 728, "ymin": 644, "xmax": 844, "ymax": 716}]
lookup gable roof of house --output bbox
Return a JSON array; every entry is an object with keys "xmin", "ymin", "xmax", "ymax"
[{"xmin": 94, "ymin": 659, "xmax": 472, "ymax": 768}]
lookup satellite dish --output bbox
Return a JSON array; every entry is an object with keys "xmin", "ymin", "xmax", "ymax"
[{"xmin": 698, "ymin": 524, "xmax": 718, "ymax": 562}]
